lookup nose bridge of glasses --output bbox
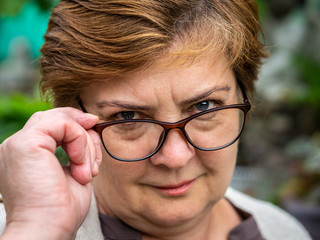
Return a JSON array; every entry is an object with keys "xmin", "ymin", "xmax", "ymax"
[
  {"xmin": 161, "ymin": 121, "xmax": 189, "ymax": 143},
  {"xmin": 162, "ymin": 120, "xmax": 186, "ymax": 132}
]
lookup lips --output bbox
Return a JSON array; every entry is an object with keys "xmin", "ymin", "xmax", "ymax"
[{"xmin": 153, "ymin": 179, "xmax": 196, "ymax": 196}]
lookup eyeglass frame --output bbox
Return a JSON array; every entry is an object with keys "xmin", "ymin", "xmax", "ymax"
[{"xmin": 78, "ymin": 80, "xmax": 251, "ymax": 162}]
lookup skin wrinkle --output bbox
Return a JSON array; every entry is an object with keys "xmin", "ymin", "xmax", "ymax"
[
  {"xmin": 87, "ymin": 77, "xmax": 234, "ymax": 124},
  {"xmin": 94, "ymin": 86, "xmax": 230, "ymax": 113}
]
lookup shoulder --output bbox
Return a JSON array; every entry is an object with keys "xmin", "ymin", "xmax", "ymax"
[
  {"xmin": 0, "ymin": 195, "xmax": 6, "ymax": 236},
  {"xmin": 225, "ymin": 188, "xmax": 311, "ymax": 240}
]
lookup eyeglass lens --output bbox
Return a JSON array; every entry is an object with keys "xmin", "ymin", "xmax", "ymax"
[{"xmin": 101, "ymin": 108, "xmax": 244, "ymax": 161}]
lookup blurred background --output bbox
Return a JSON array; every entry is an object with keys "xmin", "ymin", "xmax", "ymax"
[{"xmin": 0, "ymin": 0, "xmax": 319, "ymax": 238}]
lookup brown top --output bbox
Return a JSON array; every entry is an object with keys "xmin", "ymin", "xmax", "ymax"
[{"xmin": 99, "ymin": 205, "xmax": 264, "ymax": 240}]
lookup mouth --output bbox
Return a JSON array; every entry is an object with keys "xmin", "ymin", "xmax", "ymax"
[{"xmin": 153, "ymin": 179, "xmax": 196, "ymax": 197}]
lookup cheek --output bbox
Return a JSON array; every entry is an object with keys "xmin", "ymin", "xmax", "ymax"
[
  {"xmin": 198, "ymin": 143, "xmax": 238, "ymax": 185},
  {"xmin": 99, "ymin": 150, "xmax": 146, "ymax": 191},
  {"xmin": 200, "ymin": 141, "xmax": 238, "ymax": 165},
  {"xmin": 95, "ymin": 151, "xmax": 148, "ymax": 214}
]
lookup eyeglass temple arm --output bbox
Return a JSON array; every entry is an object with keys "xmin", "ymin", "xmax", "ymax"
[
  {"xmin": 77, "ymin": 97, "xmax": 88, "ymax": 113},
  {"xmin": 237, "ymin": 79, "xmax": 251, "ymax": 105}
]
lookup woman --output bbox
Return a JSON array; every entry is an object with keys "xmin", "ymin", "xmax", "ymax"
[{"xmin": 0, "ymin": 0, "xmax": 311, "ymax": 239}]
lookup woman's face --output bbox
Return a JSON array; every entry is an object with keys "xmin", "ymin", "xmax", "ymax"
[{"xmin": 81, "ymin": 56, "xmax": 240, "ymax": 233}]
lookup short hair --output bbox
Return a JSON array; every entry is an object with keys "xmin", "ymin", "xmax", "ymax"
[{"xmin": 40, "ymin": 0, "xmax": 268, "ymax": 107}]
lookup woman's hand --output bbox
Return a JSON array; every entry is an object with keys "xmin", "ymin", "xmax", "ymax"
[{"xmin": 0, "ymin": 107, "xmax": 102, "ymax": 240}]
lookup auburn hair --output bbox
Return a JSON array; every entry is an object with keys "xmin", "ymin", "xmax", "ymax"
[{"xmin": 40, "ymin": 0, "xmax": 268, "ymax": 107}]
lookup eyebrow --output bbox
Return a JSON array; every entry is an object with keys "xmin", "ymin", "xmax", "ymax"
[
  {"xmin": 180, "ymin": 85, "xmax": 231, "ymax": 106},
  {"xmin": 96, "ymin": 101, "xmax": 150, "ymax": 111},
  {"xmin": 95, "ymin": 85, "xmax": 231, "ymax": 111}
]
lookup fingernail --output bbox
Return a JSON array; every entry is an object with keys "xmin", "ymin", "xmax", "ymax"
[
  {"xmin": 93, "ymin": 161, "xmax": 99, "ymax": 175},
  {"xmin": 85, "ymin": 113, "xmax": 98, "ymax": 119}
]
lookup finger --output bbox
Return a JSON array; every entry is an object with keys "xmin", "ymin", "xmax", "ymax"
[
  {"xmin": 69, "ymin": 160, "xmax": 92, "ymax": 185},
  {"xmin": 25, "ymin": 107, "xmax": 98, "ymax": 131},
  {"xmin": 36, "ymin": 112, "xmax": 97, "ymax": 158},
  {"xmin": 62, "ymin": 125, "xmax": 87, "ymax": 165},
  {"xmin": 66, "ymin": 131, "xmax": 92, "ymax": 184},
  {"xmin": 17, "ymin": 108, "xmax": 100, "ymax": 184},
  {"xmin": 87, "ymin": 130, "xmax": 102, "ymax": 177},
  {"xmin": 20, "ymin": 108, "xmax": 98, "ymax": 156},
  {"xmin": 68, "ymin": 130, "xmax": 99, "ymax": 184}
]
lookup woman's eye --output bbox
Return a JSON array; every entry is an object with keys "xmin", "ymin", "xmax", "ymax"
[
  {"xmin": 101, "ymin": 111, "xmax": 149, "ymax": 122},
  {"xmin": 193, "ymin": 100, "xmax": 218, "ymax": 112},
  {"xmin": 114, "ymin": 111, "xmax": 137, "ymax": 120}
]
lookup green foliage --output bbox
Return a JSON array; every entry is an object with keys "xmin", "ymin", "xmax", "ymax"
[
  {"xmin": 293, "ymin": 54, "xmax": 320, "ymax": 108},
  {"xmin": 34, "ymin": 0, "xmax": 56, "ymax": 11},
  {"xmin": 0, "ymin": 0, "xmax": 56, "ymax": 15},
  {"xmin": 255, "ymin": 0, "xmax": 268, "ymax": 20},
  {"xmin": 0, "ymin": 93, "xmax": 70, "ymax": 164},
  {"xmin": 0, "ymin": 0, "xmax": 25, "ymax": 16},
  {"xmin": 55, "ymin": 146, "xmax": 70, "ymax": 165},
  {"xmin": 0, "ymin": 93, "xmax": 51, "ymax": 142}
]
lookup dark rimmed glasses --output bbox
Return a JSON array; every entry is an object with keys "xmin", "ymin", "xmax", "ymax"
[{"xmin": 78, "ymin": 82, "xmax": 251, "ymax": 162}]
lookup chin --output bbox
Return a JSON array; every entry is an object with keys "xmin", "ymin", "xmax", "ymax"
[
  {"xmin": 153, "ymin": 212, "xmax": 195, "ymax": 227},
  {"xmin": 142, "ymin": 197, "xmax": 213, "ymax": 228}
]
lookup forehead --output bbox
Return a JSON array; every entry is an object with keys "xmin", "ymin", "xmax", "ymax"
[{"xmin": 81, "ymin": 55, "xmax": 236, "ymax": 106}]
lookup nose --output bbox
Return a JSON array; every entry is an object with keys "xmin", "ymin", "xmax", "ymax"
[{"xmin": 150, "ymin": 129, "xmax": 195, "ymax": 169}]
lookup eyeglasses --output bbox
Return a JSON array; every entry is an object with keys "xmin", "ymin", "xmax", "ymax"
[{"xmin": 78, "ymin": 82, "xmax": 251, "ymax": 162}]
